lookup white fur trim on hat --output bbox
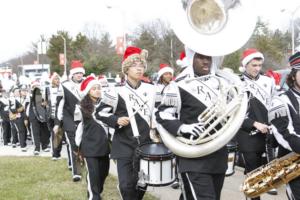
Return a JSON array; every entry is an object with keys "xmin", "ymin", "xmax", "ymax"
[
  {"xmin": 242, "ymin": 52, "xmax": 264, "ymax": 67},
  {"xmin": 158, "ymin": 66, "xmax": 174, "ymax": 79},
  {"xmin": 176, "ymin": 57, "xmax": 188, "ymax": 68},
  {"xmin": 81, "ymin": 79, "xmax": 100, "ymax": 97},
  {"xmin": 70, "ymin": 67, "xmax": 85, "ymax": 77}
]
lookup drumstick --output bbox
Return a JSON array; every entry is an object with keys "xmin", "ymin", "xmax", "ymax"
[{"xmin": 119, "ymin": 101, "xmax": 148, "ymax": 128}]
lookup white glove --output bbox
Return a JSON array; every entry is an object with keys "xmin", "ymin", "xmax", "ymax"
[
  {"xmin": 178, "ymin": 123, "xmax": 205, "ymax": 139},
  {"xmin": 53, "ymin": 125, "xmax": 59, "ymax": 134}
]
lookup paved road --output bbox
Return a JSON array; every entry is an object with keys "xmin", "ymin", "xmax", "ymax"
[{"xmin": 0, "ymin": 144, "xmax": 288, "ymax": 200}]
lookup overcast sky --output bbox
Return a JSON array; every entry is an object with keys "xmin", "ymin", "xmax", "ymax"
[{"xmin": 0, "ymin": 0, "xmax": 300, "ymax": 63}]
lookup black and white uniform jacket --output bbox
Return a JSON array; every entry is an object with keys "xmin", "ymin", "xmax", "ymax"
[
  {"xmin": 56, "ymin": 80, "xmax": 82, "ymax": 132},
  {"xmin": 9, "ymin": 96, "xmax": 24, "ymax": 121},
  {"xmin": 155, "ymin": 66, "xmax": 228, "ymax": 174},
  {"xmin": 237, "ymin": 73, "xmax": 276, "ymax": 152},
  {"xmin": 95, "ymin": 81, "xmax": 156, "ymax": 159},
  {"xmin": 155, "ymin": 83, "xmax": 167, "ymax": 108},
  {"xmin": 269, "ymin": 88, "xmax": 300, "ymax": 157},
  {"xmin": 49, "ymin": 85, "xmax": 63, "ymax": 121},
  {"xmin": 78, "ymin": 106, "xmax": 110, "ymax": 158}
]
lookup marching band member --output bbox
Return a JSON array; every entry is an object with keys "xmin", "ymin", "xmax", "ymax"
[
  {"xmin": 236, "ymin": 49, "xmax": 276, "ymax": 200},
  {"xmin": 48, "ymin": 72, "xmax": 64, "ymax": 160},
  {"xmin": 269, "ymin": 51, "xmax": 300, "ymax": 200},
  {"xmin": 54, "ymin": 60, "xmax": 85, "ymax": 182},
  {"xmin": 9, "ymin": 86, "xmax": 27, "ymax": 151},
  {"xmin": 77, "ymin": 76, "xmax": 110, "ymax": 200},
  {"xmin": 155, "ymin": 63, "xmax": 174, "ymax": 107},
  {"xmin": 0, "ymin": 92, "xmax": 11, "ymax": 145},
  {"xmin": 19, "ymin": 84, "xmax": 30, "ymax": 141},
  {"xmin": 95, "ymin": 46, "xmax": 156, "ymax": 200},
  {"xmin": 156, "ymin": 48, "xmax": 228, "ymax": 200},
  {"xmin": 27, "ymin": 81, "xmax": 50, "ymax": 155}
]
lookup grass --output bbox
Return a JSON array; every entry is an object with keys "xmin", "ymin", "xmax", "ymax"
[{"xmin": 0, "ymin": 156, "xmax": 157, "ymax": 200}]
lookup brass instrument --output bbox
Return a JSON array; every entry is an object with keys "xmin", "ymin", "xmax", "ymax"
[
  {"xmin": 9, "ymin": 112, "xmax": 17, "ymax": 120},
  {"xmin": 156, "ymin": 0, "xmax": 257, "ymax": 158},
  {"xmin": 241, "ymin": 152, "xmax": 300, "ymax": 198}
]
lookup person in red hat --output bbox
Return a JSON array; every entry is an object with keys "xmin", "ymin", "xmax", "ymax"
[
  {"xmin": 54, "ymin": 60, "xmax": 85, "ymax": 182},
  {"xmin": 269, "ymin": 51, "xmax": 300, "ymax": 199},
  {"xmin": 176, "ymin": 51, "xmax": 188, "ymax": 72},
  {"xmin": 94, "ymin": 46, "xmax": 156, "ymax": 200},
  {"xmin": 236, "ymin": 49, "xmax": 277, "ymax": 199},
  {"xmin": 155, "ymin": 63, "xmax": 174, "ymax": 107},
  {"xmin": 155, "ymin": 47, "xmax": 229, "ymax": 200},
  {"xmin": 76, "ymin": 75, "xmax": 110, "ymax": 200}
]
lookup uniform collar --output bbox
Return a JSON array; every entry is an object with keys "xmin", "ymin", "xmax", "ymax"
[
  {"xmin": 126, "ymin": 80, "xmax": 141, "ymax": 89},
  {"xmin": 243, "ymin": 72, "xmax": 260, "ymax": 80}
]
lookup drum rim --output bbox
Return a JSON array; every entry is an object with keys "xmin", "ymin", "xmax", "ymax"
[{"xmin": 137, "ymin": 142, "xmax": 174, "ymax": 159}]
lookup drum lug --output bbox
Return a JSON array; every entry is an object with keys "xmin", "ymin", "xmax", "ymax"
[{"xmin": 137, "ymin": 170, "xmax": 148, "ymax": 188}]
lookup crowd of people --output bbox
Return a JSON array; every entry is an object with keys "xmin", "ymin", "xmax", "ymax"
[{"xmin": 1, "ymin": 45, "xmax": 300, "ymax": 200}]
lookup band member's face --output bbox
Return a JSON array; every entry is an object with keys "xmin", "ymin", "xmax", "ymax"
[
  {"xmin": 20, "ymin": 90, "xmax": 27, "ymax": 96},
  {"xmin": 161, "ymin": 72, "xmax": 173, "ymax": 84},
  {"xmin": 127, "ymin": 61, "xmax": 145, "ymax": 81},
  {"xmin": 245, "ymin": 59, "xmax": 263, "ymax": 78},
  {"xmin": 293, "ymin": 70, "xmax": 300, "ymax": 91},
  {"xmin": 73, "ymin": 72, "xmax": 84, "ymax": 82},
  {"xmin": 193, "ymin": 53, "xmax": 212, "ymax": 76},
  {"xmin": 14, "ymin": 89, "xmax": 20, "ymax": 97},
  {"xmin": 89, "ymin": 84, "xmax": 101, "ymax": 99},
  {"xmin": 52, "ymin": 76, "xmax": 60, "ymax": 87}
]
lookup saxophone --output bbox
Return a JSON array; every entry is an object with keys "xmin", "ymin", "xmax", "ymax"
[{"xmin": 241, "ymin": 152, "xmax": 300, "ymax": 198}]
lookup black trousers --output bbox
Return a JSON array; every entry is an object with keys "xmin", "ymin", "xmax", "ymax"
[
  {"xmin": 65, "ymin": 130, "xmax": 81, "ymax": 176},
  {"xmin": 2, "ymin": 120, "xmax": 11, "ymax": 145},
  {"xmin": 85, "ymin": 156, "xmax": 110, "ymax": 200},
  {"xmin": 14, "ymin": 117, "xmax": 27, "ymax": 148},
  {"xmin": 241, "ymin": 152, "xmax": 264, "ymax": 200},
  {"xmin": 30, "ymin": 118, "xmax": 50, "ymax": 151},
  {"xmin": 287, "ymin": 176, "xmax": 300, "ymax": 200},
  {"xmin": 116, "ymin": 157, "xmax": 147, "ymax": 200},
  {"xmin": 10, "ymin": 121, "xmax": 18, "ymax": 145},
  {"xmin": 49, "ymin": 119, "xmax": 63, "ymax": 158},
  {"xmin": 179, "ymin": 172, "xmax": 225, "ymax": 200}
]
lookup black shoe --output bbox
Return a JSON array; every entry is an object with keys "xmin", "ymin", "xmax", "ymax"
[
  {"xmin": 171, "ymin": 181, "xmax": 180, "ymax": 189},
  {"xmin": 72, "ymin": 175, "xmax": 81, "ymax": 182},
  {"xmin": 12, "ymin": 144, "xmax": 17, "ymax": 148}
]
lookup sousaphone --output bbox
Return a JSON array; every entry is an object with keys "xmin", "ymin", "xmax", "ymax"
[
  {"xmin": 168, "ymin": 0, "xmax": 257, "ymax": 56},
  {"xmin": 156, "ymin": 0, "xmax": 257, "ymax": 158}
]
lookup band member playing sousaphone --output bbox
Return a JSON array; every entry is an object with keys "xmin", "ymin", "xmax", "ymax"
[
  {"xmin": 27, "ymin": 81, "xmax": 51, "ymax": 155},
  {"xmin": 269, "ymin": 51, "xmax": 300, "ymax": 200},
  {"xmin": 156, "ymin": 48, "xmax": 229, "ymax": 200},
  {"xmin": 236, "ymin": 49, "xmax": 276, "ymax": 200},
  {"xmin": 95, "ymin": 46, "xmax": 156, "ymax": 200}
]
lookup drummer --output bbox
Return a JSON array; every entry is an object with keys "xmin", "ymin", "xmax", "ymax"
[{"xmin": 95, "ymin": 46, "xmax": 156, "ymax": 200}]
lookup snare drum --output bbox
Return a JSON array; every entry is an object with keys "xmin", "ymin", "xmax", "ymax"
[
  {"xmin": 137, "ymin": 142, "xmax": 176, "ymax": 186},
  {"xmin": 225, "ymin": 141, "xmax": 238, "ymax": 176}
]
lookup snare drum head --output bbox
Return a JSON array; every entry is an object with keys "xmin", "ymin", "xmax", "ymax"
[{"xmin": 138, "ymin": 143, "xmax": 173, "ymax": 157}]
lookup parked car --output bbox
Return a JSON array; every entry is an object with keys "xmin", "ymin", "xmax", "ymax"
[{"xmin": 107, "ymin": 78, "xmax": 117, "ymax": 87}]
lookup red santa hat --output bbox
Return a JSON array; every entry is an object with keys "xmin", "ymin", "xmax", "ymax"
[
  {"xmin": 158, "ymin": 63, "xmax": 174, "ymax": 79},
  {"xmin": 122, "ymin": 46, "xmax": 148, "ymax": 74},
  {"xmin": 80, "ymin": 76, "xmax": 100, "ymax": 97},
  {"xmin": 239, "ymin": 48, "xmax": 264, "ymax": 72},
  {"xmin": 70, "ymin": 60, "xmax": 85, "ymax": 77},
  {"xmin": 176, "ymin": 51, "xmax": 188, "ymax": 68}
]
